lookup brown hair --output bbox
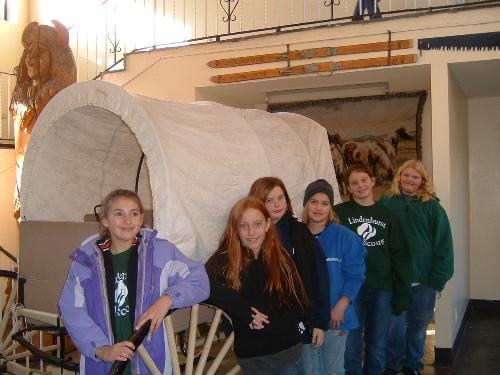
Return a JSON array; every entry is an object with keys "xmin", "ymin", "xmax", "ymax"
[
  {"xmin": 344, "ymin": 163, "xmax": 375, "ymax": 201},
  {"xmin": 248, "ymin": 177, "xmax": 294, "ymax": 216},
  {"xmin": 389, "ymin": 159, "xmax": 434, "ymax": 202},
  {"xmin": 206, "ymin": 197, "xmax": 307, "ymax": 310},
  {"xmin": 98, "ymin": 189, "xmax": 144, "ymax": 237},
  {"xmin": 345, "ymin": 163, "xmax": 375, "ymax": 185}
]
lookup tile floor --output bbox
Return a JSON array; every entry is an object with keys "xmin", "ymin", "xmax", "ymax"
[{"xmin": 216, "ymin": 300, "xmax": 500, "ymax": 374}]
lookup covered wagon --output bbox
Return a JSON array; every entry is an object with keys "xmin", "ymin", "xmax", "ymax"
[
  {"xmin": 18, "ymin": 80, "xmax": 338, "ymax": 311},
  {"xmin": 7, "ymin": 80, "xmax": 338, "ymax": 374}
]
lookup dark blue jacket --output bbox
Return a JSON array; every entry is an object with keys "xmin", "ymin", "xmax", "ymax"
[{"xmin": 276, "ymin": 213, "xmax": 331, "ymax": 341}]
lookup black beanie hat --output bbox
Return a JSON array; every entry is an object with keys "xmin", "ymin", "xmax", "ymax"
[{"xmin": 303, "ymin": 179, "xmax": 334, "ymax": 207}]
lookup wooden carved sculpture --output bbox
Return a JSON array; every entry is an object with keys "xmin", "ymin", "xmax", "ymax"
[{"xmin": 9, "ymin": 20, "xmax": 77, "ymax": 218}]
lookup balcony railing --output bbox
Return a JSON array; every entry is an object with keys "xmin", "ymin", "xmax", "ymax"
[{"xmin": 67, "ymin": 0, "xmax": 497, "ymax": 81}]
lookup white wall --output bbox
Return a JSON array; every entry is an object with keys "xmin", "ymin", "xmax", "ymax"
[
  {"xmin": 0, "ymin": 2, "xmax": 26, "ymax": 260},
  {"xmin": 430, "ymin": 62, "xmax": 470, "ymax": 349},
  {"xmin": 0, "ymin": 0, "xmax": 28, "ymax": 73},
  {"xmin": 468, "ymin": 96, "xmax": 500, "ymax": 300},
  {"xmin": 431, "ymin": 62, "xmax": 452, "ymax": 349},
  {"xmin": 447, "ymin": 70, "xmax": 470, "ymax": 342},
  {"xmin": 0, "ymin": 149, "xmax": 19, "ymax": 260}
]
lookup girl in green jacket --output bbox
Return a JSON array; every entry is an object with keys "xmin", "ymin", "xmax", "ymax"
[
  {"xmin": 380, "ymin": 159, "xmax": 454, "ymax": 375},
  {"xmin": 334, "ymin": 164, "xmax": 411, "ymax": 375}
]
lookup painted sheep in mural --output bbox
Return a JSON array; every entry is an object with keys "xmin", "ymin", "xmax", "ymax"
[{"xmin": 329, "ymin": 132, "xmax": 399, "ymax": 191}]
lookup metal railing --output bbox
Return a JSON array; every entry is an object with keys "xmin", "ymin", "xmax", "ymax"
[
  {"xmin": 2, "ymin": 1, "xmax": 497, "ymax": 87},
  {"xmin": 66, "ymin": 0, "xmax": 498, "ymax": 81}
]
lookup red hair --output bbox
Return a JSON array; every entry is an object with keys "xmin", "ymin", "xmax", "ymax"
[{"xmin": 208, "ymin": 197, "xmax": 306, "ymax": 310}]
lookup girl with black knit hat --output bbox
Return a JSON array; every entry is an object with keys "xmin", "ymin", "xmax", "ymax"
[{"xmin": 303, "ymin": 178, "xmax": 367, "ymax": 375}]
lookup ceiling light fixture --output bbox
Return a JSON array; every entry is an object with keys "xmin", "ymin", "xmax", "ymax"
[{"xmin": 266, "ymin": 82, "xmax": 389, "ymax": 104}]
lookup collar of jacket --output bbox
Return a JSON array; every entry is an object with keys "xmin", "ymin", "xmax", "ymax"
[{"xmin": 69, "ymin": 228, "xmax": 158, "ymax": 267}]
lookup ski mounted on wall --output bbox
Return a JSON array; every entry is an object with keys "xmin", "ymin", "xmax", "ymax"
[
  {"xmin": 207, "ymin": 39, "xmax": 413, "ymax": 68},
  {"xmin": 210, "ymin": 54, "xmax": 417, "ymax": 84},
  {"xmin": 418, "ymin": 32, "xmax": 500, "ymax": 51}
]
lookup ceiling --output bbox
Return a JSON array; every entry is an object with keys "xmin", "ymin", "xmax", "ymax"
[
  {"xmin": 449, "ymin": 59, "xmax": 500, "ymax": 99},
  {"xmin": 196, "ymin": 59, "xmax": 500, "ymax": 107},
  {"xmin": 197, "ymin": 64, "xmax": 431, "ymax": 107}
]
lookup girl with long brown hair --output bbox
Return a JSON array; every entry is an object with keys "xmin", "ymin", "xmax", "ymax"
[
  {"xmin": 205, "ymin": 196, "xmax": 307, "ymax": 375},
  {"xmin": 248, "ymin": 177, "xmax": 330, "ymax": 375}
]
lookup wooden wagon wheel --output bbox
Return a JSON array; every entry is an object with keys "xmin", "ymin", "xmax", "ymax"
[
  {"xmin": 136, "ymin": 303, "xmax": 241, "ymax": 375},
  {"xmin": 0, "ymin": 246, "xmax": 78, "ymax": 374}
]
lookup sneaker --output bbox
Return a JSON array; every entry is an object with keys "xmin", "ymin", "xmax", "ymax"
[{"xmin": 402, "ymin": 367, "xmax": 421, "ymax": 375}]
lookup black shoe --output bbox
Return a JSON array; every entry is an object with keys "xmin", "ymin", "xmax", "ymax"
[{"xmin": 402, "ymin": 367, "xmax": 421, "ymax": 375}]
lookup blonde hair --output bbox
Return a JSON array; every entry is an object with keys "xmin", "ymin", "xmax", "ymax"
[
  {"xmin": 390, "ymin": 160, "xmax": 434, "ymax": 202},
  {"xmin": 98, "ymin": 189, "xmax": 144, "ymax": 237},
  {"xmin": 302, "ymin": 199, "xmax": 339, "ymax": 226}
]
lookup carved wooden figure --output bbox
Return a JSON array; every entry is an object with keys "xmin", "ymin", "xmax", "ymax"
[{"xmin": 9, "ymin": 20, "xmax": 77, "ymax": 218}]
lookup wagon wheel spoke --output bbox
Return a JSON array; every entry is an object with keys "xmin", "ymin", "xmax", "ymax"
[
  {"xmin": 1, "ymin": 265, "xmax": 78, "ymax": 374},
  {"xmin": 139, "ymin": 303, "xmax": 240, "ymax": 375}
]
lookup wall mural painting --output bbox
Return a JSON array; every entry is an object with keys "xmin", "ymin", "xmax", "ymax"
[{"xmin": 268, "ymin": 91, "xmax": 427, "ymax": 200}]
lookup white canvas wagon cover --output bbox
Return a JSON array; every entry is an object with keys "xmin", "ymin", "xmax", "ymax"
[{"xmin": 20, "ymin": 80, "xmax": 338, "ymax": 261}]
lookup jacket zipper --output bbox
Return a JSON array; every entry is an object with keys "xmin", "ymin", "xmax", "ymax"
[{"xmin": 95, "ymin": 246, "xmax": 114, "ymax": 344}]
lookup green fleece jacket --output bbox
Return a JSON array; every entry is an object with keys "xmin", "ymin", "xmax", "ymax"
[
  {"xmin": 379, "ymin": 194, "xmax": 454, "ymax": 292},
  {"xmin": 334, "ymin": 200, "xmax": 411, "ymax": 315}
]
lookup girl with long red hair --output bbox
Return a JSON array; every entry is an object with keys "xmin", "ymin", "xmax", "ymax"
[
  {"xmin": 205, "ymin": 196, "xmax": 307, "ymax": 375},
  {"xmin": 249, "ymin": 177, "xmax": 330, "ymax": 375}
]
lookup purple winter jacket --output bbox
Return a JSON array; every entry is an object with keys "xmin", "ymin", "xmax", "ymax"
[{"xmin": 58, "ymin": 228, "xmax": 209, "ymax": 375}]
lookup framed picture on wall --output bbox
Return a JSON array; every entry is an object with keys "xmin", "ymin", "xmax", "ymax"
[{"xmin": 268, "ymin": 91, "xmax": 427, "ymax": 200}]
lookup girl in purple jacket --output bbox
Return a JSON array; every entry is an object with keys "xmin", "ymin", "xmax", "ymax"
[{"xmin": 59, "ymin": 189, "xmax": 209, "ymax": 375}]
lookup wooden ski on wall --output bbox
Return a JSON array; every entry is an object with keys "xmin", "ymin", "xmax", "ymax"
[
  {"xmin": 207, "ymin": 39, "xmax": 413, "ymax": 68},
  {"xmin": 210, "ymin": 54, "xmax": 417, "ymax": 84}
]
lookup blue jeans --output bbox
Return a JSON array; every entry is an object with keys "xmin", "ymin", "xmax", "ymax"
[
  {"xmin": 345, "ymin": 288, "xmax": 393, "ymax": 375},
  {"xmin": 352, "ymin": 0, "xmax": 381, "ymax": 19},
  {"xmin": 289, "ymin": 343, "xmax": 321, "ymax": 375},
  {"xmin": 238, "ymin": 343, "xmax": 301, "ymax": 375},
  {"xmin": 319, "ymin": 329, "xmax": 349, "ymax": 375},
  {"xmin": 276, "ymin": 364, "xmax": 300, "ymax": 375},
  {"xmin": 385, "ymin": 284, "xmax": 437, "ymax": 372}
]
